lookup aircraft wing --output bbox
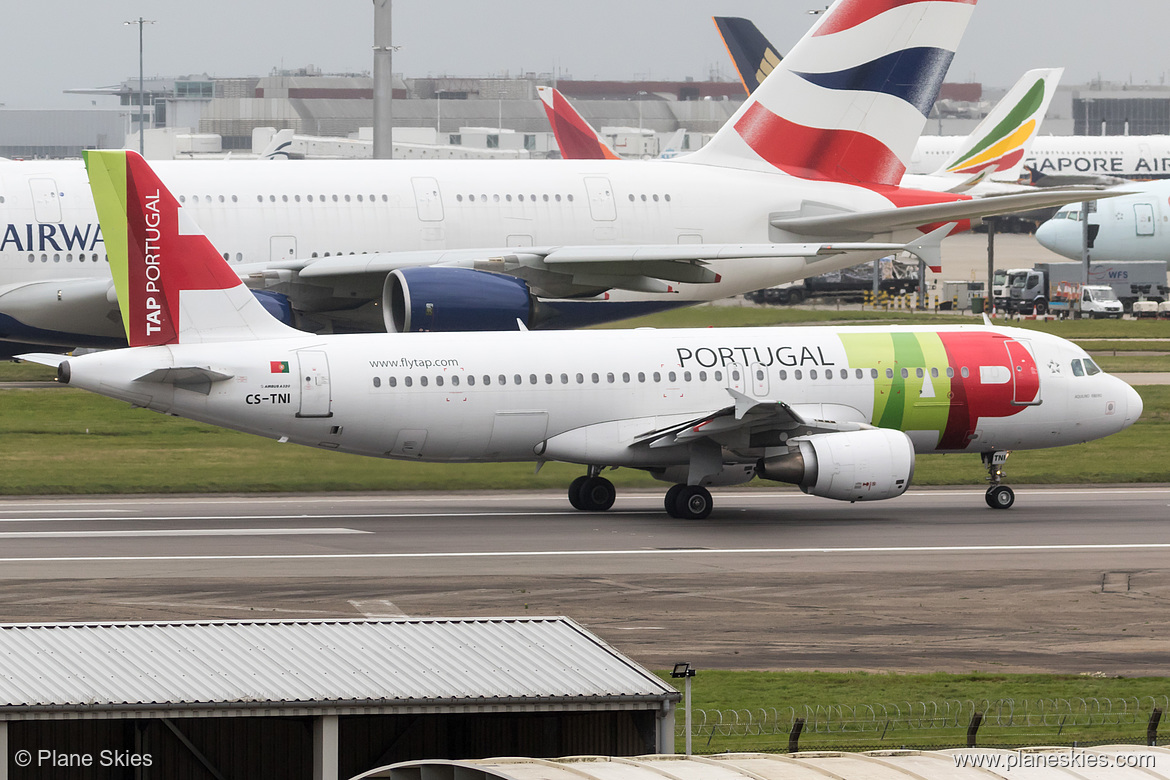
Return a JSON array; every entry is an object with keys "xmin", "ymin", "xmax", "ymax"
[
  {"xmin": 631, "ymin": 388, "xmax": 870, "ymax": 452},
  {"xmin": 771, "ymin": 187, "xmax": 1131, "ymax": 239},
  {"xmin": 250, "ymin": 234, "xmax": 946, "ymax": 298}
]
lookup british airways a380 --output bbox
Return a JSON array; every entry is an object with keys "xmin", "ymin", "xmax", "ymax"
[
  {"xmin": 1, "ymin": 0, "xmax": 1114, "ymax": 353},
  {"xmin": 20, "ymin": 150, "xmax": 1143, "ymax": 517}
]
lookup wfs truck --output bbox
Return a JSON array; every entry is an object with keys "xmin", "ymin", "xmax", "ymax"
[{"xmin": 1005, "ymin": 260, "xmax": 1168, "ymax": 316}]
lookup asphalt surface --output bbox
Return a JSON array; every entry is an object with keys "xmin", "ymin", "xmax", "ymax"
[{"xmin": 2, "ymin": 487, "xmax": 1169, "ymax": 675}]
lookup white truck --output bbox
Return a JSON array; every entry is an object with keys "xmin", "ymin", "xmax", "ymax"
[{"xmin": 1005, "ymin": 261, "xmax": 1167, "ymax": 315}]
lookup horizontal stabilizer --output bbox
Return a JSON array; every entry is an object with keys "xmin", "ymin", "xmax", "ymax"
[
  {"xmin": 16, "ymin": 352, "xmax": 70, "ymax": 368},
  {"xmin": 135, "ymin": 366, "xmax": 235, "ymax": 395}
]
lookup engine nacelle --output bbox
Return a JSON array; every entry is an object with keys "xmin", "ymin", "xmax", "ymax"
[
  {"xmin": 384, "ymin": 267, "xmax": 533, "ymax": 332},
  {"xmin": 757, "ymin": 429, "xmax": 915, "ymax": 501},
  {"xmin": 250, "ymin": 289, "xmax": 295, "ymax": 327}
]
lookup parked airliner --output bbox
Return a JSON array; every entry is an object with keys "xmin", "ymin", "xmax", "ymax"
[
  {"xmin": 1036, "ymin": 180, "xmax": 1170, "ymax": 263},
  {"xmin": 0, "ymin": 0, "xmax": 1112, "ymax": 353},
  {"xmin": 21, "ymin": 151, "xmax": 1143, "ymax": 516}
]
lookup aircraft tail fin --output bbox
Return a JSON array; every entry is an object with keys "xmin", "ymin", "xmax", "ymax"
[
  {"xmin": 84, "ymin": 150, "xmax": 302, "ymax": 347},
  {"xmin": 658, "ymin": 129, "xmax": 687, "ymax": 159},
  {"xmin": 536, "ymin": 86, "xmax": 621, "ymax": 161},
  {"xmin": 713, "ymin": 16, "xmax": 783, "ymax": 95},
  {"xmin": 934, "ymin": 67, "xmax": 1062, "ymax": 180},
  {"xmin": 686, "ymin": 0, "xmax": 978, "ymax": 186}
]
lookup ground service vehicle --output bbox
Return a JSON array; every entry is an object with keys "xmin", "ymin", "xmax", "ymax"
[{"xmin": 1006, "ymin": 261, "xmax": 1167, "ymax": 314}]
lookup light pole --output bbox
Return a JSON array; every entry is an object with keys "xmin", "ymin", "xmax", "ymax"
[{"xmin": 124, "ymin": 17, "xmax": 156, "ymax": 156}]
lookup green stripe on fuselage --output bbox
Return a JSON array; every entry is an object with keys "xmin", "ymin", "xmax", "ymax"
[{"xmin": 839, "ymin": 332, "xmax": 952, "ymax": 446}]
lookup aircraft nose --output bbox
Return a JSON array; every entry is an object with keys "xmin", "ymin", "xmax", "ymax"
[
  {"xmin": 1121, "ymin": 381, "xmax": 1143, "ymax": 429},
  {"xmin": 1034, "ymin": 219, "xmax": 1060, "ymax": 253}
]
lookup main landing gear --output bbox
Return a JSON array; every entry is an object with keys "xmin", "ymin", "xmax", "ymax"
[
  {"xmin": 664, "ymin": 484, "xmax": 713, "ymax": 520},
  {"xmin": 982, "ymin": 451, "xmax": 1015, "ymax": 510},
  {"xmin": 566, "ymin": 468, "xmax": 714, "ymax": 519},
  {"xmin": 568, "ymin": 467, "xmax": 615, "ymax": 512}
]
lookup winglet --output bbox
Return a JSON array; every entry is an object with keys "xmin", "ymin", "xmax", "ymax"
[
  {"xmin": 902, "ymin": 223, "xmax": 955, "ymax": 273},
  {"xmin": 83, "ymin": 150, "xmax": 301, "ymax": 346}
]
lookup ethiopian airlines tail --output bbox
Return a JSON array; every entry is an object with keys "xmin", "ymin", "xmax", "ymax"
[
  {"xmin": 84, "ymin": 150, "xmax": 301, "ymax": 347},
  {"xmin": 934, "ymin": 68, "xmax": 1062, "ymax": 184},
  {"xmin": 687, "ymin": 0, "xmax": 978, "ymax": 185},
  {"xmin": 536, "ymin": 86, "xmax": 620, "ymax": 161}
]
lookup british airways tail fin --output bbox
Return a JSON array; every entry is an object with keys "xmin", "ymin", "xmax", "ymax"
[
  {"xmin": 686, "ymin": 0, "xmax": 978, "ymax": 186},
  {"xmin": 934, "ymin": 67, "xmax": 1062, "ymax": 181},
  {"xmin": 84, "ymin": 150, "xmax": 302, "ymax": 347},
  {"xmin": 713, "ymin": 16, "xmax": 783, "ymax": 95},
  {"xmin": 536, "ymin": 86, "xmax": 621, "ymax": 161}
]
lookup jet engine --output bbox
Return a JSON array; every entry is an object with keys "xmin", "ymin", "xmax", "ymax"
[
  {"xmin": 383, "ymin": 267, "xmax": 535, "ymax": 332},
  {"xmin": 756, "ymin": 428, "xmax": 915, "ymax": 501}
]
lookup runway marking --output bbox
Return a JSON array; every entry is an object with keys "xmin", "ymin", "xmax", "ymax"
[
  {"xmin": 0, "ymin": 527, "xmax": 369, "ymax": 539},
  {"xmin": 1, "ymin": 487, "xmax": 1168, "ymax": 511},
  {"xmin": 4, "ymin": 542, "xmax": 1170, "ymax": 563}
]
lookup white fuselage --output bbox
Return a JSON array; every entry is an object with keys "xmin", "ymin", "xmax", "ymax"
[
  {"xmin": 0, "ymin": 157, "xmax": 906, "ymax": 304},
  {"xmin": 1036, "ymin": 180, "xmax": 1170, "ymax": 263},
  {"xmin": 59, "ymin": 325, "xmax": 1141, "ymax": 471}
]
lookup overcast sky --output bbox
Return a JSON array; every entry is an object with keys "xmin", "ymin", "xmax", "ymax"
[{"xmin": 4, "ymin": 1, "xmax": 1168, "ymax": 109}]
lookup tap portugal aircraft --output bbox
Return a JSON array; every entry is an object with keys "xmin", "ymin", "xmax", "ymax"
[
  {"xmin": 0, "ymin": 0, "xmax": 1116, "ymax": 354},
  {"xmin": 21, "ymin": 151, "xmax": 1143, "ymax": 516}
]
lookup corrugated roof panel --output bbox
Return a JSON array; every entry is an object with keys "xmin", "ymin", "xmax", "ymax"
[{"xmin": 0, "ymin": 618, "xmax": 676, "ymax": 712}]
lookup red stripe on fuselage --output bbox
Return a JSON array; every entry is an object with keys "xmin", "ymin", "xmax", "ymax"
[
  {"xmin": 936, "ymin": 331, "xmax": 1031, "ymax": 450},
  {"xmin": 734, "ymin": 102, "xmax": 905, "ymax": 185},
  {"xmin": 814, "ymin": 0, "xmax": 977, "ymax": 37}
]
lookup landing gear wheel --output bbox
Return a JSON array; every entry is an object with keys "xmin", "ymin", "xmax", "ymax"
[
  {"xmin": 986, "ymin": 485, "xmax": 1015, "ymax": 510},
  {"xmin": 674, "ymin": 485, "xmax": 713, "ymax": 520},
  {"xmin": 664, "ymin": 484, "xmax": 685, "ymax": 517},
  {"xmin": 577, "ymin": 476, "xmax": 616, "ymax": 511},
  {"xmin": 567, "ymin": 476, "xmax": 589, "ymax": 510}
]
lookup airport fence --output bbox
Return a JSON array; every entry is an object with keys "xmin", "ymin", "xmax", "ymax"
[{"xmin": 677, "ymin": 696, "xmax": 1170, "ymax": 753}]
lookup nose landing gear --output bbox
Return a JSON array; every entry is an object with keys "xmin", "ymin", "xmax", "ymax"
[{"xmin": 982, "ymin": 451, "xmax": 1015, "ymax": 509}]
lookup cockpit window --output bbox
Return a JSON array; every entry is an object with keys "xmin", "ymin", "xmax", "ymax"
[
  {"xmin": 1071, "ymin": 359, "xmax": 1084, "ymax": 377},
  {"xmin": 1084, "ymin": 358, "xmax": 1102, "ymax": 376}
]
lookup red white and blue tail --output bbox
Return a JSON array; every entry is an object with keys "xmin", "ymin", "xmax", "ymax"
[
  {"xmin": 84, "ymin": 150, "xmax": 301, "ymax": 346},
  {"xmin": 686, "ymin": 0, "xmax": 977, "ymax": 186}
]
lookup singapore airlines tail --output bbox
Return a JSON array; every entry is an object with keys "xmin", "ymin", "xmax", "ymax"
[
  {"xmin": 713, "ymin": 16, "xmax": 782, "ymax": 95},
  {"xmin": 84, "ymin": 149, "xmax": 300, "ymax": 346},
  {"xmin": 688, "ymin": 0, "xmax": 978, "ymax": 185}
]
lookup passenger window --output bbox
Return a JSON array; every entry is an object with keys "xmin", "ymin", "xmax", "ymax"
[
  {"xmin": 513, "ymin": 374, "xmax": 521, "ymax": 385},
  {"xmin": 778, "ymin": 370, "xmax": 787, "ymax": 380},
  {"xmin": 435, "ymin": 376, "xmax": 444, "ymax": 387},
  {"xmin": 544, "ymin": 374, "xmax": 553, "ymax": 384},
  {"xmin": 467, "ymin": 375, "xmax": 475, "ymax": 386},
  {"xmin": 961, "ymin": 367, "xmax": 969, "ymax": 378},
  {"xmin": 623, "ymin": 372, "xmax": 631, "ymax": 382},
  {"xmin": 638, "ymin": 372, "xmax": 646, "ymax": 383},
  {"xmin": 389, "ymin": 377, "xmax": 397, "ymax": 388},
  {"xmin": 372, "ymin": 377, "xmax": 381, "ymax": 388},
  {"xmin": 870, "ymin": 369, "xmax": 878, "ymax": 379},
  {"xmin": 529, "ymin": 374, "xmax": 537, "ymax": 384},
  {"xmin": 916, "ymin": 368, "xmax": 924, "ymax": 378},
  {"xmin": 855, "ymin": 369, "xmax": 863, "ymax": 379},
  {"xmin": 653, "ymin": 372, "xmax": 661, "ymax": 382},
  {"xmin": 795, "ymin": 370, "xmax": 803, "ymax": 380},
  {"xmin": 420, "ymin": 376, "xmax": 428, "ymax": 387},
  {"xmin": 714, "ymin": 371, "xmax": 723, "ymax": 382},
  {"xmin": 683, "ymin": 371, "xmax": 690, "ymax": 382},
  {"xmin": 810, "ymin": 369, "xmax": 818, "ymax": 380},
  {"xmin": 451, "ymin": 375, "xmax": 459, "ymax": 386},
  {"xmin": 697, "ymin": 371, "xmax": 706, "ymax": 382},
  {"xmin": 946, "ymin": 367, "xmax": 954, "ymax": 378},
  {"xmin": 755, "ymin": 369, "xmax": 764, "ymax": 381},
  {"xmin": 886, "ymin": 368, "xmax": 894, "ymax": 379},
  {"xmin": 405, "ymin": 376, "xmax": 413, "ymax": 387},
  {"xmin": 560, "ymin": 373, "xmax": 568, "ymax": 384},
  {"xmin": 576, "ymin": 373, "xmax": 584, "ymax": 384},
  {"xmin": 931, "ymin": 368, "xmax": 939, "ymax": 378},
  {"xmin": 608, "ymin": 373, "xmax": 616, "ymax": 383},
  {"xmin": 901, "ymin": 368, "xmax": 908, "ymax": 379},
  {"xmin": 668, "ymin": 371, "xmax": 676, "ymax": 382}
]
